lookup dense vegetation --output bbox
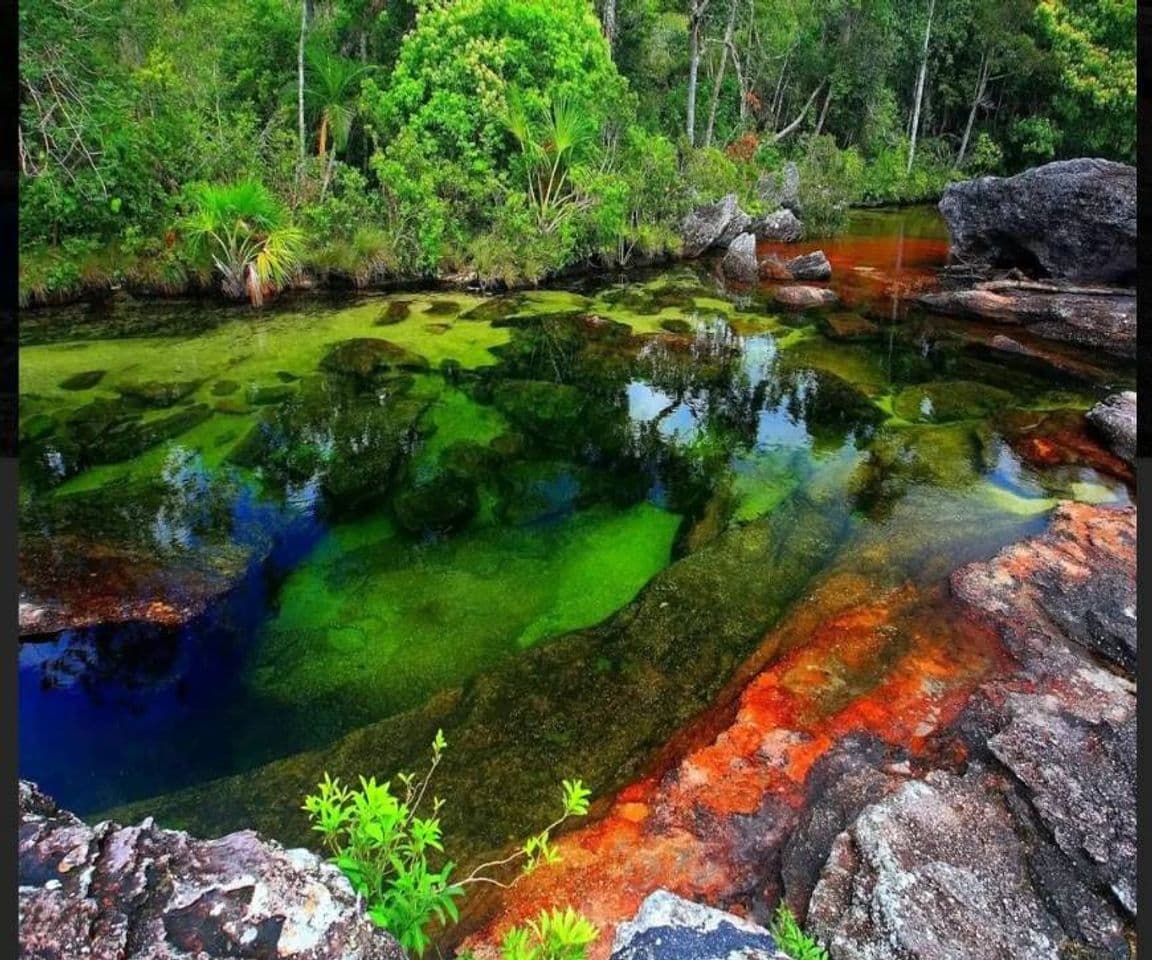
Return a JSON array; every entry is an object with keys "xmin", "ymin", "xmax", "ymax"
[{"xmin": 19, "ymin": 0, "xmax": 1135, "ymax": 303}]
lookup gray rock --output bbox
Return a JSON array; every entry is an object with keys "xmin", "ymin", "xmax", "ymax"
[
  {"xmin": 757, "ymin": 162, "xmax": 800, "ymax": 211},
  {"xmin": 916, "ymin": 286, "xmax": 1135, "ymax": 359},
  {"xmin": 18, "ymin": 781, "xmax": 403, "ymax": 960},
  {"xmin": 786, "ymin": 251, "xmax": 831, "ymax": 281},
  {"xmin": 988, "ymin": 691, "xmax": 1137, "ymax": 917},
  {"xmin": 807, "ymin": 771, "xmax": 1066, "ymax": 960},
  {"xmin": 1087, "ymin": 392, "xmax": 1136, "ymax": 465},
  {"xmin": 950, "ymin": 502, "xmax": 1137, "ymax": 676},
  {"xmin": 611, "ymin": 890, "xmax": 788, "ymax": 960},
  {"xmin": 682, "ymin": 195, "xmax": 751, "ymax": 257},
  {"xmin": 722, "ymin": 233, "xmax": 760, "ymax": 284},
  {"xmin": 780, "ymin": 736, "xmax": 904, "ymax": 921},
  {"xmin": 751, "ymin": 209, "xmax": 804, "ymax": 243},
  {"xmin": 939, "ymin": 158, "xmax": 1136, "ymax": 283}
]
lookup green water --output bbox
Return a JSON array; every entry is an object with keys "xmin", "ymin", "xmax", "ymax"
[{"xmin": 17, "ymin": 209, "xmax": 1134, "ymax": 872}]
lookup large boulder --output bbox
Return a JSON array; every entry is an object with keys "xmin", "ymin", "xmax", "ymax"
[
  {"xmin": 611, "ymin": 890, "xmax": 789, "ymax": 960},
  {"xmin": 682, "ymin": 195, "xmax": 751, "ymax": 257},
  {"xmin": 751, "ymin": 209, "xmax": 804, "ymax": 243},
  {"xmin": 939, "ymin": 158, "xmax": 1136, "ymax": 284},
  {"xmin": 1086, "ymin": 392, "xmax": 1137, "ymax": 466},
  {"xmin": 721, "ymin": 232, "xmax": 760, "ymax": 284},
  {"xmin": 18, "ymin": 781, "xmax": 402, "ymax": 960}
]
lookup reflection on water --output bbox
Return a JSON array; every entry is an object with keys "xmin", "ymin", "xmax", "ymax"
[{"xmin": 16, "ymin": 208, "xmax": 1133, "ymax": 847}]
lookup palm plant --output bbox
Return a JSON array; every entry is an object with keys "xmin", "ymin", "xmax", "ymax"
[
  {"xmin": 505, "ymin": 92, "xmax": 599, "ymax": 233},
  {"xmin": 180, "ymin": 180, "xmax": 305, "ymax": 306},
  {"xmin": 304, "ymin": 51, "xmax": 368, "ymax": 198}
]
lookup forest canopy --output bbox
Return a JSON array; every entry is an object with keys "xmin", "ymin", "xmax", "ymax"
[{"xmin": 18, "ymin": 0, "xmax": 1136, "ymax": 301}]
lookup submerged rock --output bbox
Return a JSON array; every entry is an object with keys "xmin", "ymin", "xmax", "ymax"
[
  {"xmin": 59, "ymin": 370, "xmax": 106, "ymax": 391},
  {"xmin": 751, "ymin": 209, "xmax": 804, "ymax": 243},
  {"xmin": 18, "ymin": 780, "xmax": 402, "ymax": 960},
  {"xmin": 682, "ymin": 195, "xmax": 752, "ymax": 257},
  {"xmin": 319, "ymin": 338, "xmax": 429, "ymax": 379},
  {"xmin": 917, "ymin": 285, "xmax": 1136, "ymax": 358},
  {"xmin": 721, "ymin": 233, "xmax": 759, "ymax": 284},
  {"xmin": 785, "ymin": 251, "xmax": 831, "ymax": 281},
  {"xmin": 611, "ymin": 890, "xmax": 788, "ymax": 960},
  {"xmin": 774, "ymin": 286, "xmax": 838, "ymax": 310},
  {"xmin": 392, "ymin": 469, "xmax": 479, "ymax": 536},
  {"xmin": 939, "ymin": 158, "xmax": 1136, "ymax": 283},
  {"xmin": 1086, "ymin": 392, "xmax": 1136, "ymax": 466},
  {"xmin": 115, "ymin": 379, "xmax": 203, "ymax": 408}
]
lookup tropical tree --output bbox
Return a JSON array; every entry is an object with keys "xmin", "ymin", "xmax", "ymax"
[{"xmin": 179, "ymin": 179, "xmax": 305, "ymax": 306}]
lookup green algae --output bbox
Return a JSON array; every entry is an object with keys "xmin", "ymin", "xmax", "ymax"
[{"xmin": 244, "ymin": 502, "xmax": 681, "ymax": 724}]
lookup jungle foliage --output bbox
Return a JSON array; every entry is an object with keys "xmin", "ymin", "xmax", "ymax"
[{"xmin": 19, "ymin": 0, "xmax": 1135, "ymax": 302}]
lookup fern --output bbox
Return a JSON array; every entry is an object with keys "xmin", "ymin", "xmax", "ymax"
[{"xmin": 770, "ymin": 903, "xmax": 829, "ymax": 960}]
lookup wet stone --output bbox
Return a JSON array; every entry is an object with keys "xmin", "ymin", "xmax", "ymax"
[
  {"xmin": 318, "ymin": 338, "xmax": 430, "ymax": 379},
  {"xmin": 115, "ymin": 379, "xmax": 203, "ymax": 408},
  {"xmin": 375, "ymin": 300, "xmax": 411, "ymax": 325},
  {"xmin": 821, "ymin": 312, "xmax": 879, "ymax": 340},
  {"xmin": 392, "ymin": 470, "xmax": 480, "ymax": 536},
  {"xmin": 59, "ymin": 370, "xmax": 106, "ymax": 391},
  {"xmin": 247, "ymin": 384, "xmax": 296, "ymax": 406},
  {"xmin": 892, "ymin": 381, "xmax": 1016, "ymax": 424}
]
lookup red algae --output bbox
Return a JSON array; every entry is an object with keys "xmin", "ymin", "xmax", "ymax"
[
  {"xmin": 756, "ymin": 230, "xmax": 950, "ymax": 317},
  {"xmin": 460, "ymin": 574, "xmax": 1013, "ymax": 959}
]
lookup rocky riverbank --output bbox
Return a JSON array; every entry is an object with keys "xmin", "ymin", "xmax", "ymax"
[
  {"xmin": 916, "ymin": 159, "xmax": 1137, "ymax": 360},
  {"xmin": 457, "ymin": 489, "xmax": 1136, "ymax": 959}
]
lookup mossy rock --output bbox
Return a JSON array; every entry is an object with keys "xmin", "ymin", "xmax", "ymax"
[
  {"xmin": 423, "ymin": 300, "xmax": 461, "ymax": 317},
  {"xmin": 489, "ymin": 379, "xmax": 588, "ymax": 438},
  {"xmin": 115, "ymin": 379, "xmax": 203, "ymax": 408},
  {"xmin": 91, "ymin": 404, "xmax": 214, "ymax": 464},
  {"xmin": 247, "ymin": 384, "xmax": 296, "ymax": 406},
  {"xmin": 659, "ymin": 318, "xmax": 693, "ymax": 334},
  {"xmin": 59, "ymin": 370, "xmax": 106, "ymax": 391},
  {"xmin": 375, "ymin": 301, "xmax": 412, "ymax": 325},
  {"xmin": 319, "ymin": 338, "xmax": 430, "ymax": 379},
  {"xmin": 21, "ymin": 413, "xmax": 57, "ymax": 443},
  {"xmin": 275, "ymin": 371, "xmax": 301, "ymax": 383},
  {"xmin": 892, "ymin": 381, "xmax": 1015, "ymax": 424},
  {"xmin": 392, "ymin": 469, "xmax": 479, "ymax": 536},
  {"xmin": 211, "ymin": 380, "xmax": 241, "ymax": 397},
  {"xmin": 459, "ymin": 297, "xmax": 525, "ymax": 323}
]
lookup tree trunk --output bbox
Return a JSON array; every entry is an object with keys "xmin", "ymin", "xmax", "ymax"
[
  {"xmin": 687, "ymin": 0, "xmax": 710, "ymax": 146},
  {"xmin": 704, "ymin": 0, "xmax": 739, "ymax": 147},
  {"xmin": 602, "ymin": 0, "xmax": 617, "ymax": 50},
  {"xmin": 297, "ymin": 1, "xmax": 307, "ymax": 162},
  {"xmin": 772, "ymin": 81, "xmax": 825, "ymax": 142},
  {"xmin": 906, "ymin": 0, "xmax": 936, "ymax": 174},
  {"xmin": 318, "ymin": 115, "xmax": 328, "ymax": 158},
  {"xmin": 956, "ymin": 51, "xmax": 989, "ymax": 169},
  {"xmin": 814, "ymin": 82, "xmax": 833, "ymax": 136},
  {"xmin": 770, "ymin": 44, "xmax": 793, "ymax": 129}
]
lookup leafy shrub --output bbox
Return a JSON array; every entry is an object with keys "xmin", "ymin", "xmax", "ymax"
[
  {"xmin": 770, "ymin": 903, "xmax": 828, "ymax": 960},
  {"xmin": 793, "ymin": 134, "xmax": 862, "ymax": 235},
  {"xmin": 303, "ymin": 730, "xmax": 592, "ymax": 956},
  {"xmin": 1009, "ymin": 116, "xmax": 1060, "ymax": 168}
]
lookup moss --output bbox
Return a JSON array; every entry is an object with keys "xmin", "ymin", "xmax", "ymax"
[
  {"xmin": 891, "ymin": 381, "xmax": 1017, "ymax": 424},
  {"xmin": 242, "ymin": 502, "xmax": 681, "ymax": 724}
]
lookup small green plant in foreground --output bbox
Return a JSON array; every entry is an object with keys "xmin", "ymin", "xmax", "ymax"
[
  {"xmin": 303, "ymin": 730, "xmax": 592, "ymax": 956},
  {"xmin": 501, "ymin": 907, "xmax": 600, "ymax": 960},
  {"xmin": 770, "ymin": 902, "xmax": 829, "ymax": 960}
]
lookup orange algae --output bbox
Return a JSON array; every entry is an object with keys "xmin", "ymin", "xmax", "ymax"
[{"xmin": 460, "ymin": 576, "xmax": 1012, "ymax": 959}]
